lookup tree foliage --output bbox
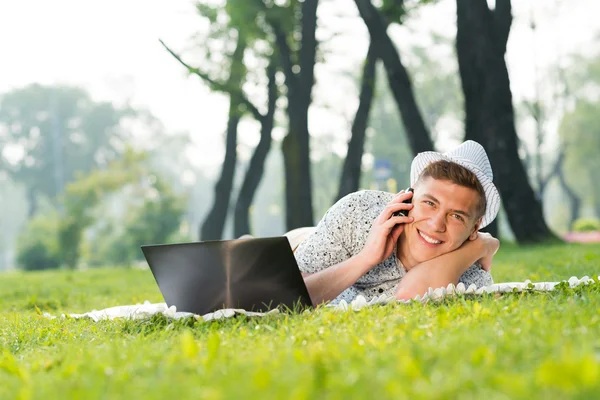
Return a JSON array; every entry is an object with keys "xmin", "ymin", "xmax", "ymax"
[
  {"xmin": 559, "ymin": 99, "xmax": 600, "ymax": 217},
  {"xmin": 365, "ymin": 41, "xmax": 463, "ymax": 190},
  {"xmin": 223, "ymin": 0, "xmax": 319, "ymax": 230},
  {"xmin": 456, "ymin": 0, "xmax": 556, "ymax": 243},
  {"xmin": 162, "ymin": 0, "xmax": 284, "ymax": 239},
  {"xmin": 57, "ymin": 150, "xmax": 185, "ymax": 269},
  {"xmin": 85, "ymin": 176, "xmax": 186, "ymax": 267},
  {"xmin": 15, "ymin": 211, "xmax": 61, "ymax": 271},
  {"xmin": 0, "ymin": 84, "xmax": 132, "ymax": 215},
  {"xmin": 354, "ymin": 0, "xmax": 434, "ymax": 155}
]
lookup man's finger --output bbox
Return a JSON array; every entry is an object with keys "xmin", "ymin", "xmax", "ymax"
[
  {"xmin": 376, "ymin": 192, "xmax": 414, "ymax": 223},
  {"xmin": 380, "ymin": 203, "xmax": 413, "ymax": 220},
  {"xmin": 383, "ymin": 216, "xmax": 413, "ymax": 230},
  {"xmin": 376, "ymin": 203, "xmax": 411, "ymax": 224},
  {"xmin": 390, "ymin": 223, "xmax": 404, "ymax": 242},
  {"xmin": 392, "ymin": 190, "xmax": 413, "ymax": 202}
]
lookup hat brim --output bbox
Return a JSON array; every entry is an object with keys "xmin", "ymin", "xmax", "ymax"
[{"xmin": 410, "ymin": 152, "xmax": 500, "ymax": 229}]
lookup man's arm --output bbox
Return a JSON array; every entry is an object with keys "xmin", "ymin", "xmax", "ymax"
[
  {"xmin": 395, "ymin": 233, "xmax": 499, "ymax": 300},
  {"xmin": 298, "ymin": 190, "xmax": 415, "ymax": 305},
  {"xmin": 459, "ymin": 263, "xmax": 494, "ymax": 287},
  {"xmin": 302, "ymin": 253, "xmax": 373, "ymax": 305},
  {"xmin": 304, "ymin": 233, "xmax": 495, "ymax": 304}
]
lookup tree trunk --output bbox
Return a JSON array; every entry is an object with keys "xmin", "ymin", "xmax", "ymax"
[
  {"xmin": 337, "ymin": 42, "xmax": 378, "ymax": 201},
  {"xmin": 233, "ymin": 62, "xmax": 278, "ymax": 237},
  {"xmin": 281, "ymin": 113, "xmax": 313, "ymax": 229},
  {"xmin": 200, "ymin": 110, "xmax": 240, "ymax": 241},
  {"xmin": 567, "ymin": 189, "xmax": 582, "ymax": 231},
  {"xmin": 27, "ymin": 187, "xmax": 38, "ymax": 217},
  {"xmin": 456, "ymin": 0, "xmax": 557, "ymax": 243},
  {"xmin": 199, "ymin": 37, "xmax": 246, "ymax": 240},
  {"xmin": 50, "ymin": 93, "xmax": 65, "ymax": 206},
  {"xmin": 555, "ymin": 153, "xmax": 581, "ymax": 230},
  {"xmin": 482, "ymin": 219, "xmax": 498, "ymax": 237},
  {"xmin": 538, "ymin": 149, "xmax": 565, "ymax": 203},
  {"xmin": 561, "ymin": 177, "xmax": 581, "ymax": 231},
  {"xmin": 272, "ymin": 0, "xmax": 318, "ymax": 230},
  {"xmin": 353, "ymin": 0, "xmax": 434, "ymax": 155}
]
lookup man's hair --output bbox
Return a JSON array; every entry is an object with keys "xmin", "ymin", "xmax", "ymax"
[{"xmin": 416, "ymin": 160, "xmax": 486, "ymax": 220}]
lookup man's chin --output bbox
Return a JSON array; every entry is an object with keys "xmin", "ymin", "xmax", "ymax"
[
  {"xmin": 412, "ymin": 240, "xmax": 447, "ymax": 262},
  {"xmin": 414, "ymin": 250, "xmax": 442, "ymax": 264},
  {"xmin": 402, "ymin": 229, "xmax": 448, "ymax": 266}
]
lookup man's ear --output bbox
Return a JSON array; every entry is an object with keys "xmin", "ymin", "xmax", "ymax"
[{"xmin": 468, "ymin": 218, "xmax": 483, "ymax": 241}]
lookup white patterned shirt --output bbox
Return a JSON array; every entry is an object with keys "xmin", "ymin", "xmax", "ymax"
[{"xmin": 294, "ymin": 190, "xmax": 493, "ymax": 304}]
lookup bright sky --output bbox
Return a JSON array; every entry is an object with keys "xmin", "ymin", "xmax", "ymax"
[{"xmin": 0, "ymin": 0, "xmax": 597, "ymax": 169}]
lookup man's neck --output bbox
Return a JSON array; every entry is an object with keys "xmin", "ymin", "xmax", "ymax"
[{"xmin": 396, "ymin": 232, "xmax": 417, "ymax": 271}]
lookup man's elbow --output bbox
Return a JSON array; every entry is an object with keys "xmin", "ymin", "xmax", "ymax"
[
  {"xmin": 395, "ymin": 279, "xmax": 459, "ymax": 301},
  {"xmin": 395, "ymin": 286, "xmax": 426, "ymax": 301}
]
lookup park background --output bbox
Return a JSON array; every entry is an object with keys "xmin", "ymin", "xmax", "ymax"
[
  {"xmin": 0, "ymin": 0, "xmax": 599, "ymax": 271},
  {"xmin": 3, "ymin": 2, "xmax": 600, "ymax": 399}
]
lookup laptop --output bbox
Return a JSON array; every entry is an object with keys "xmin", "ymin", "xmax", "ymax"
[{"xmin": 140, "ymin": 236, "xmax": 313, "ymax": 315}]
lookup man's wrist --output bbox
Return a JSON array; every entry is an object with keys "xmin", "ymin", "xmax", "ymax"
[
  {"xmin": 352, "ymin": 252, "xmax": 376, "ymax": 273},
  {"xmin": 465, "ymin": 235, "xmax": 487, "ymax": 259},
  {"xmin": 444, "ymin": 238, "xmax": 486, "ymax": 274}
]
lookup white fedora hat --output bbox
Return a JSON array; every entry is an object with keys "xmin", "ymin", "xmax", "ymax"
[{"xmin": 410, "ymin": 140, "xmax": 501, "ymax": 229}]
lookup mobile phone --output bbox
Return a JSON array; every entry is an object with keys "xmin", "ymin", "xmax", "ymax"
[{"xmin": 392, "ymin": 187, "xmax": 414, "ymax": 217}]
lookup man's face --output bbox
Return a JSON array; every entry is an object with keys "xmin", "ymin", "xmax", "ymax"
[{"xmin": 398, "ymin": 176, "xmax": 482, "ymax": 269}]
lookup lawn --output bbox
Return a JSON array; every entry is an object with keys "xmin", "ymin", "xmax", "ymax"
[{"xmin": 1, "ymin": 242, "xmax": 600, "ymax": 399}]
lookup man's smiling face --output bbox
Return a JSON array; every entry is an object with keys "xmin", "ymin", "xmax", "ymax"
[{"xmin": 398, "ymin": 176, "xmax": 482, "ymax": 270}]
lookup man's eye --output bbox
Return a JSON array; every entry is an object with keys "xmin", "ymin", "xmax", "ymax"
[
  {"xmin": 452, "ymin": 214, "xmax": 464, "ymax": 221},
  {"xmin": 424, "ymin": 201, "xmax": 434, "ymax": 206}
]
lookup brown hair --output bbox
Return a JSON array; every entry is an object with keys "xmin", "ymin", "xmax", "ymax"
[{"xmin": 416, "ymin": 160, "xmax": 486, "ymax": 220}]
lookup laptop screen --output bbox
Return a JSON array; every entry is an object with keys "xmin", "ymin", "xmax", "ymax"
[{"xmin": 141, "ymin": 236, "xmax": 313, "ymax": 315}]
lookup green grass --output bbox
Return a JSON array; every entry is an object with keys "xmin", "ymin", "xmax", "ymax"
[{"xmin": 1, "ymin": 243, "xmax": 600, "ymax": 399}]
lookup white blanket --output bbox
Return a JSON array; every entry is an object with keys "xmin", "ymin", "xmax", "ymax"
[{"xmin": 44, "ymin": 275, "xmax": 597, "ymax": 322}]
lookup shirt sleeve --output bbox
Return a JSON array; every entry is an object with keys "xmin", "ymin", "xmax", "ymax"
[
  {"xmin": 458, "ymin": 262, "xmax": 493, "ymax": 288},
  {"xmin": 293, "ymin": 193, "xmax": 359, "ymax": 275}
]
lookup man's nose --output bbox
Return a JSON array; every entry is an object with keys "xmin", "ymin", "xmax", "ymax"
[{"xmin": 427, "ymin": 211, "xmax": 446, "ymax": 232}]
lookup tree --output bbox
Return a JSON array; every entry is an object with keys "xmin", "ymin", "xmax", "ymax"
[
  {"xmin": 353, "ymin": 0, "xmax": 434, "ymax": 155},
  {"xmin": 553, "ymin": 150, "xmax": 581, "ymax": 230},
  {"xmin": 161, "ymin": 3, "xmax": 248, "ymax": 241},
  {"xmin": 344, "ymin": 36, "xmax": 464, "ymax": 198},
  {"xmin": 514, "ymin": 11, "xmax": 573, "ymax": 210},
  {"xmin": 59, "ymin": 151, "xmax": 147, "ymax": 269},
  {"xmin": 253, "ymin": 0, "xmax": 319, "ymax": 230},
  {"xmin": 559, "ymin": 99, "xmax": 600, "ymax": 219},
  {"xmin": 58, "ymin": 150, "xmax": 185, "ymax": 269},
  {"xmin": 198, "ymin": 35, "xmax": 247, "ymax": 241},
  {"xmin": 233, "ymin": 59, "xmax": 279, "ymax": 237},
  {"xmin": 0, "ymin": 175, "xmax": 28, "ymax": 270},
  {"xmin": 339, "ymin": 1, "xmax": 452, "ymax": 201},
  {"xmin": 552, "ymin": 40, "xmax": 600, "ymax": 229},
  {"xmin": 88, "ymin": 175, "xmax": 186, "ymax": 267},
  {"xmin": 337, "ymin": 42, "xmax": 378, "ymax": 200},
  {"xmin": 455, "ymin": 0, "xmax": 557, "ymax": 243},
  {"xmin": 16, "ymin": 210, "xmax": 61, "ymax": 271},
  {"xmin": 408, "ymin": 41, "xmax": 464, "ymax": 144},
  {"xmin": 0, "ymin": 84, "xmax": 132, "ymax": 216},
  {"xmin": 162, "ymin": 1, "xmax": 286, "ymax": 239}
]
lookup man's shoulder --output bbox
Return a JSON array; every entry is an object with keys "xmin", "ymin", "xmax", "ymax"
[
  {"xmin": 326, "ymin": 190, "xmax": 394, "ymax": 225},
  {"xmin": 336, "ymin": 190, "xmax": 395, "ymax": 208}
]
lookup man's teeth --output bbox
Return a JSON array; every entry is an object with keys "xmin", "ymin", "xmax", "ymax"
[{"xmin": 419, "ymin": 231, "xmax": 441, "ymax": 244}]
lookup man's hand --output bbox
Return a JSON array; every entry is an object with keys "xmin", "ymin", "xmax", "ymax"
[
  {"xmin": 357, "ymin": 190, "xmax": 414, "ymax": 267},
  {"xmin": 475, "ymin": 232, "xmax": 500, "ymax": 272},
  {"xmin": 395, "ymin": 231, "xmax": 499, "ymax": 300}
]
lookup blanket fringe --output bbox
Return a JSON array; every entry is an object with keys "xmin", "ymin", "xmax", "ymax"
[{"xmin": 42, "ymin": 275, "xmax": 597, "ymax": 321}]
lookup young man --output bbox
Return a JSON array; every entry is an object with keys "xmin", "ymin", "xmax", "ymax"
[{"xmin": 294, "ymin": 140, "xmax": 501, "ymax": 305}]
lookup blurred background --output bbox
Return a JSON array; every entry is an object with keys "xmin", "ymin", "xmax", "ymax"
[{"xmin": 0, "ymin": 0, "xmax": 599, "ymax": 272}]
